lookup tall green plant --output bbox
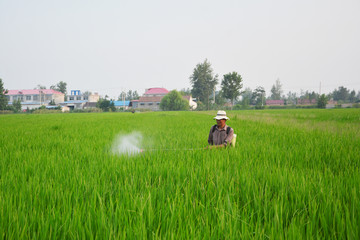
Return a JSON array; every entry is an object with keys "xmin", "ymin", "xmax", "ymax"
[{"xmin": 189, "ymin": 59, "xmax": 218, "ymax": 110}]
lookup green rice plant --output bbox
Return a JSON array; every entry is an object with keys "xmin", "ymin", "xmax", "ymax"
[{"xmin": 0, "ymin": 109, "xmax": 359, "ymax": 239}]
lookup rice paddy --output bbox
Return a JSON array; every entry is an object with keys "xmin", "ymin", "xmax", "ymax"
[{"xmin": 0, "ymin": 109, "xmax": 359, "ymax": 239}]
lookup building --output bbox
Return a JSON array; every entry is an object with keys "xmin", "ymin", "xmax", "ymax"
[
  {"xmin": 111, "ymin": 100, "xmax": 131, "ymax": 110},
  {"xmin": 266, "ymin": 100, "xmax": 284, "ymax": 106},
  {"xmin": 137, "ymin": 88, "xmax": 169, "ymax": 111},
  {"xmin": 130, "ymin": 100, "xmax": 139, "ymax": 109},
  {"xmin": 61, "ymin": 90, "xmax": 100, "ymax": 110},
  {"xmin": 6, "ymin": 89, "xmax": 64, "ymax": 110},
  {"xmin": 134, "ymin": 88, "xmax": 197, "ymax": 111},
  {"xmin": 183, "ymin": 95, "xmax": 197, "ymax": 110},
  {"xmin": 297, "ymin": 99, "xmax": 316, "ymax": 105}
]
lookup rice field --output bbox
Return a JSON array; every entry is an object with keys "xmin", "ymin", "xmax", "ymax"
[{"xmin": 0, "ymin": 109, "xmax": 359, "ymax": 239}]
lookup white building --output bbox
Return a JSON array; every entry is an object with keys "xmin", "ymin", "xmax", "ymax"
[
  {"xmin": 61, "ymin": 90, "xmax": 100, "ymax": 110},
  {"xmin": 6, "ymin": 89, "xmax": 64, "ymax": 110}
]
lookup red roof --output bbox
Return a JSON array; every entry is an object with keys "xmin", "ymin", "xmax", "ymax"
[
  {"xmin": 144, "ymin": 88, "xmax": 169, "ymax": 95},
  {"xmin": 6, "ymin": 89, "xmax": 64, "ymax": 95}
]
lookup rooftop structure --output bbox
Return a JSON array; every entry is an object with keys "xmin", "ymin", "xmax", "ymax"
[
  {"xmin": 144, "ymin": 88, "xmax": 169, "ymax": 96},
  {"xmin": 6, "ymin": 89, "xmax": 65, "ymax": 110}
]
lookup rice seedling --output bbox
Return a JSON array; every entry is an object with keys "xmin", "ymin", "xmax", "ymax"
[{"xmin": 0, "ymin": 109, "xmax": 359, "ymax": 239}]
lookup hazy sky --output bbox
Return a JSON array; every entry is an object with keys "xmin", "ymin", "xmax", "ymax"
[{"xmin": 1, "ymin": 0, "xmax": 359, "ymax": 98}]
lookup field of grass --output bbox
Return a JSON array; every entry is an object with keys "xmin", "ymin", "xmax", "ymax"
[{"xmin": 0, "ymin": 109, "xmax": 359, "ymax": 239}]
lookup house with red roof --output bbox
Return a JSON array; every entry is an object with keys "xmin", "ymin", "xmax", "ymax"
[
  {"xmin": 133, "ymin": 87, "xmax": 197, "ymax": 111},
  {"xmin": 137, "ymin": 88, "xmax": 169, "ymax": 111},
  {"xmin": 6, "ymin": 89, "xmax": 64, "ymax": 110}
]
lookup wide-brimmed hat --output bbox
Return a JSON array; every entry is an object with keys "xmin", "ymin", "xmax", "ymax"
[{"xmin": 213, "ymin": 110, "xmax": 229, "ymax": 120}]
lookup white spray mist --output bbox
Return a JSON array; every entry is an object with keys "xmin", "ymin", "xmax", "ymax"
[{"xmin": 111, "ymin": 132, "xmax": 143, "ymax": 156}]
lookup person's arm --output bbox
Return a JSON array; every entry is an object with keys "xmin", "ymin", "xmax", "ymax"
[
  {"xmin": 208, "ymin": 126, "xmax": 214, "ymax": 145},
  {"xmin": 224, "ymin": 128, "xmax": 234, "ymax": 147}
]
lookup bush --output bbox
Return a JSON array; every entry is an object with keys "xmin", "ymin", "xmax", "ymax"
[
  {"xmin": 160, "ymin": 90, "xmax": 189, "ymax": 111},
  {"xmin": 33, "ymin": 109, "xmax": 62, "ymax": 114},
  {"xmin": 0, "ymin": 110, "xmax": 13, "ymax": 114},
  {"xmin": 352, "ymin": 103, "xmax": 360, "ymax": 108},
  {"xmin": 72, "ymin": 108, "xmax": 102, "ymax": 113}
]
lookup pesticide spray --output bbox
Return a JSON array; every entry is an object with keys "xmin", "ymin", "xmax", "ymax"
[
  {"xmin": 110, "ymin": 132, "xmax": 237, "ymax": 156},
  {"xmin": 111, "ymin": 132, "xmax": 143, "ymax": 156}
]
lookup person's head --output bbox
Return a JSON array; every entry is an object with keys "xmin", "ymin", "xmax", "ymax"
[
  {"xmin": 213, "ymin": 110, "xmax": 229, "ymax": 128},
  {"xmin": 216, "ymin": 118, "xmax": 227, "ymax": 128}
]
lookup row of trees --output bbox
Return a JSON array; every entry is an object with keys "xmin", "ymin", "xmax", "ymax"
[
  {"xmin": 117, "ymin": 90, "xmax": 140, "ymax": 101},
  {"xmin": 188, "ymin": 59, "xmax": 360, "ymax": 110},
  {"xmin": 189, "ymin": 59, "xmax": 243, "ymax": 110}
]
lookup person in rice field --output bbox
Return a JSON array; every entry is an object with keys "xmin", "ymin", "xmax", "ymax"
[{"xmin": 207, "ymin": 110, "xmax": 234, "ymax": 149}]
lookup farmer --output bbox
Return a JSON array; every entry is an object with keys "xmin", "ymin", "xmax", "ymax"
[{"xmin": 207, "ymin": 110, "xmax": 234, "ymax": 149}]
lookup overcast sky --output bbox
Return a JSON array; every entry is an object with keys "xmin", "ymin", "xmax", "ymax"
[{"xmin": 1, "ymin": 0, "xmax": 359, "ymax": 98}]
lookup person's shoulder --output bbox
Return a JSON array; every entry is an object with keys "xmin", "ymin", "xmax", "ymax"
[{"xmin": 227, "ymin": 125, "xmax": 234, "ymax": 133}]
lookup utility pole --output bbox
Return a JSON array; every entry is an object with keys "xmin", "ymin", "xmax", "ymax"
[{"xmin": 122, "ymin": 91, "xmax": 126, "ymax": 111}]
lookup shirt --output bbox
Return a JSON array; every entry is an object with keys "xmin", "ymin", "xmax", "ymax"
[{"xmin": 208, "ymin": 125, "xmax": 234, "ymax": 146}]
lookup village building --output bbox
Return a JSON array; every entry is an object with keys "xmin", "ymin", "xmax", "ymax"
[
  {"xmin": 135, "ymin": 88, "xmax": 197, "ymax": 111},
  {"xmin": 183, "ymin": 95, "xmax": 198, "ymax": 110},
  {"xmin": 266, "ymin": 100, "xmax": 284, "ymax": 106},
  {"xmin": 111, "ymin": 100, "xmax": 131, "ymax": 110},
  {"xmin": 6, "ymin": 89, "xmax": 64, "ymax": 110},
  {"xmin": 137, "ymin": 88, "xmax": 169, "ymax": 111},
  {"xmin": 61, "ymin": 90, "xmax": 100, "ymax": 110},
  {"xmin": 297, "ymin": 99, "xmax": 317, "ymax": 105}
]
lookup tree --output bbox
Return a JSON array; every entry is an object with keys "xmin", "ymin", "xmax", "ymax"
[
  {"xmin": 286, "ymin": 91, "xmax": 297, "ymax": 105},
  {"xmin": 160, "ymin": 90, "xmax": 188, "ymax": 111},
  {"xmin": 221, "ymin": 72, "xmax": 243, "ymax": 107},
  {"xmin": 179, "ymin": 88, "xmax": 192, "ymax": 96},
  {"xmin": 126, "ymin": 90, "xmax": 133, "ymax": 101},
  {"xmin": 117, "ymin": 92, "xmax": 126, "ymax": 101},
  {"xmin": 34, "ymin": 84, "xmax": 46, "ymax": 89},
  {"xmin": 270, "ymin": 79, "xmax": 283, "ymax": 100},
  {"xmin": 317, "ymin": 94, "xmax": 328, "ymax": 108},
  {"xmin": 0, "ymin": 78, "xmax": 9, "ymax": 110},
  {"xmin": 240, "ymin": 87, "xmax": 252, "ymax": 108},
  {"xmin": 50, "ymin": 81, "xmax": 67, "ymax": 95},
  {"xmin": 214, "ymin": 90, "xmax": 226, "ymax": 106},
  {"xmin": 132, "ymin": 91, "xmax": 139, "ymax": 100},
  {"xmin": 349, "ymin": 90, "xmax": 356, "ymax": 103},
  {"xmin": 13, "ymin": 98, "xmax": 22, "ymax": 113},
  {"xmin": 252, "ymin": 86, "xmax": 266, "ymax": 108},
  {"xmin": 332, "ymin": 86, "xmax": 350, "ymax": 102},
  {"xmin": 189, "ymin": 59, "xmax": 218, "ymax": 110},
  {"xmin": 83, "ymin": 91, "xmax": 92, "ymax": 97},
  {"xmin": 97, "ymin": 98, "xmax": 111, "ymax": 112},
  {"xmin": 110, "ymin": 100, "xmax": 116, "ymax": 112}
]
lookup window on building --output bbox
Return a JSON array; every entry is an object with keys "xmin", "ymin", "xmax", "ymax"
[
  {"xmin": 19, "ymin": 96, "xmax": 24, "ymax": 101},
  {"xmin": 83, "ymin": 96, "xmax": 88, "ymax": 100},
  {"xmin": 156, "ymin": 102, "xmax": 160, "ymax": 105},
  {"xmin": 76, "ymin": 96, "xmax": 82, "ymax": 100},
  {"xmin": 33, "ymin": 95, "xmax": 38, "ymax": 101},
  {"xmin": 45, "ymin": 95, "xmax": 51, "ymax": 101},
  {"xmin": 6, "ymin": 96, "xmax": 10, "ymax": 101},
  {"xmin": 148, "ymin": 102, "xmax": 153, "ymax": 105},
  {"xmin": 69, "ymin": 96, "xmax": 74, "ymax": 100},
  {"xmin": 26, "ymin": 95, "xmax": 31, "ymax": 101},
  {"xmin": 140, "ymin": 103, "xmax": 145, "ymax": 106}
]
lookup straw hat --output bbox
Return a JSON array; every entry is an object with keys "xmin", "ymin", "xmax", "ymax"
[{"xmin": 213, "ymin": 110, "xmax": 229, "ymax": 120}]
